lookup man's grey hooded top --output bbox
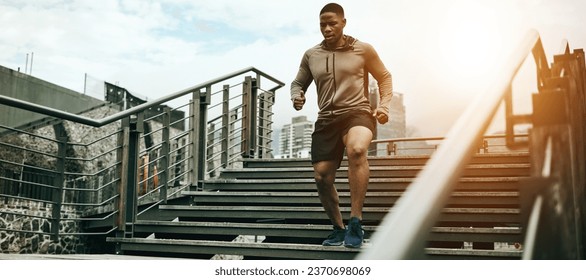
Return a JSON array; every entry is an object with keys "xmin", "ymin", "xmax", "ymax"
[{"xmin": 291, "ymin": 35, "xmax": 393, "ymax": 120}]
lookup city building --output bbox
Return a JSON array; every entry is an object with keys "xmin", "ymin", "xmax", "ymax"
[
  {"xmin": 368, "ymin": 77, "xmax": 408, "ymax": 155},
  {"xmin": 276, "ymin": 116, "xmax": 314, "ymax": 159}
]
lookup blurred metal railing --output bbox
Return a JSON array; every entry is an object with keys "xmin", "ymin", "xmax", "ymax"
[
  {"xmin": 519, "ymin": 42, "xmax": 586, "ymax": 259},
  {"xmin": 0, "ymin": 67, "xmax": 284, "ymax": 242},
  {"xmin": 371, "ymin": 133, "xmax": 529, "ymax": 156},
  {"xmin": 359, "ymin": 29, "xmax": 585, "ymax": 259}
]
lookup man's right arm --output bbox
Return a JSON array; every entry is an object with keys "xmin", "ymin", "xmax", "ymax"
[
  {"xmin": 364, "ymin": 43, "xmax": 393, "ymax": 123},
  {"xmin": 291, "ymin": 52, "xmax": 313, "ymax": 110}
]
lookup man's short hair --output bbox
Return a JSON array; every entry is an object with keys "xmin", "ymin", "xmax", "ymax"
[{"xmin": 320, "ymin": 3, "xmax": 344, "ymax": 17}]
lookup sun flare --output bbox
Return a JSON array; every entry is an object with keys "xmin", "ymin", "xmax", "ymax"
[{"xmin": 438, "ymin": 2, "xmax": 509, "ymax": 82}]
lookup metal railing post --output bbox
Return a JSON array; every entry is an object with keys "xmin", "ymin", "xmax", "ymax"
[
  {"xmin": 257, "ymin": 90, "xmax": 274, "ymax": 158},
  {"xmin": 387, "ymin": 142, "xmax": 396, "ymax": 155},
  {"xmin": 251, "ymin": 79, "xmax": 258, "ymax": 157},
  {"xmin": 50, "ymin": 122, "xmax": 67, "ymax": 241},
  {"xmin": 256, "ymin": 73, "xmax": 272, "ymax": 158},
  {"xmin": 189, "ymin": 88, "xmax": 210, "ymax": 191},
  {"xmin": 121, "ymin": 114, "xmax": 142, "ymax": 237},
  {"xmin": 242, "ymin": 76, "xmax": 257, "ymax": 158},
  {"xmin": 221, "ymin": 85, "xmax": 230, "ymax": 168},
  {"xmin": 206, "ymin": 123, "xmax": 216, "ymax": 177},
  {"xmin": 124, "ymin": 113, "xmax": 144, "ymax": 237},
  {"xmin": 160, "ymin": 108, "xmax": 171, "ymax": 202},
  {"xmin": 188, "ymin": 93, "xmax": 198, "ymax": 190},
  {"xmin": 228, "ymin": 109, "xmax": 238, "ymax": 168},
  {"xmin": 116, "ymin": 117, "xmax": 130, "ymax": 239}
]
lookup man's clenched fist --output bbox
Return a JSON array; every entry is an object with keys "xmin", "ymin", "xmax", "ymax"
[{"xmin": 293, "ymin": 90, "xmax": 306, "ymax": 111}]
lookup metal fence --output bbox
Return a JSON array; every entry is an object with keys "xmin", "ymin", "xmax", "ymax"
[{"xmin": 0, "ymin": 67, "xmax": 284, "ymax": 241}]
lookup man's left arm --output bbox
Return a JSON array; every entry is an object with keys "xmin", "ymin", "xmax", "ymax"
[{"xmin": 364, "ymin": 43, "xmax": 393, "ymax": 124}]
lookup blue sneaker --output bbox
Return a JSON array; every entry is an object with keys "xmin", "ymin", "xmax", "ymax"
[
  {"xmin": 344, "ymin": 217, "xmax": 364, "ymax": 248},
  {"xmin": 322, "ymin": 226, "xmax": 346, "ymax": 246}
]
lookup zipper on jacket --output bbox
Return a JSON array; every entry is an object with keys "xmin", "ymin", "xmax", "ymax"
[
  {"xmin": 326, "ymin": 56, "xmax": 329, "ymax": 72},
  {"xmin": 332, "ymin": 53, "xmax": 337, "ymax": 89},
  {"xmin": 329, "ymin": 52, "xmax": 337, "ymax": 110}
]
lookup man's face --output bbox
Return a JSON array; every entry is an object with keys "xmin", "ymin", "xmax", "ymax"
[{"xmin": 320, "ymin": 12, "xmax": 346, "ymax": 47}]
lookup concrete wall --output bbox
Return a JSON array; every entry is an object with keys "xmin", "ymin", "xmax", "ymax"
[{"xmin": 0, "ymin": 65, "xmax": 105, "ymax": 130}]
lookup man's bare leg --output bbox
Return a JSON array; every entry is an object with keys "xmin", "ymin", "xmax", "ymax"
[
  {"xmin": 313, "ymin": 160, "xmax": 344, "ymax": 229},
  {"xmin": 343, "ymin": 126, "xmax": 373, "ymax": 220}
]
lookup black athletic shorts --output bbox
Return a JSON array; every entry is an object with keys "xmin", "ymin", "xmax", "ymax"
[{"xmin": 311, "ymin": 110, "xmax": 376, "ymax": 168}]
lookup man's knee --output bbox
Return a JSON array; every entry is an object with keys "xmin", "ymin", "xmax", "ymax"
[
  {"xmin": 344, "ymin": 126, "xmax": 372, "ymax": 162},
  {"xmin": 313, "ymin": 162, "xmax": 336, "ymax": 187},
  {"xmin": 314, "ymin": 171, "xmax": 334, "ymax": 187},
  {"xmin": 346, "ymin": 144, "xmax": 368, "ymax": 161}
]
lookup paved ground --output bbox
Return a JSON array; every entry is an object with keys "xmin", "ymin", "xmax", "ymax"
[{"xmin": 0, "ymin": 254, "xmax": 183, "ymax": 260}]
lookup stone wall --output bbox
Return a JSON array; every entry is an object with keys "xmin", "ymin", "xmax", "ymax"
[
  {"xmin": 0, "ymin": 199, "xmax": 86, "ymax": 254},
  {"xmin": 0, "ymin": 106, "xmax": 118, "ymax": 254},
  {"xmin": 1, "ymin": 100, "xmax": 189, "ymax": 255}
]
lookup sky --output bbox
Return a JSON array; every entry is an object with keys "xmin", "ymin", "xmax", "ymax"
[{"xmin": 1, "ymin": 0, "xmax": 586, "ymax": 137}]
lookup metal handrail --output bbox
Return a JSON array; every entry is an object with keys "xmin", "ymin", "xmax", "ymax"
[
  {"xmin": 358, "ymin": 29, "xmax": 541, "ymax": 259},
  {"xmin": 371, "ymin": 133, "xmax": 526, "ymax": 145},
  {"xmin": 521, "ymin": 136, "xmax": 553, "ymax": 259},
  {"xmin": 0, "ymin": 67, "xmax": 284, "ymax": 127},
  {"xmin": 371, "ymin": 133, "xmax": 529, "ymax": 155}
]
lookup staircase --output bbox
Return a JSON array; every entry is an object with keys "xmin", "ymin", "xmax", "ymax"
[
  {"xmin": 2, "ymin": 31, "xmax": 582, "ymax": 260},
  {"xmin": 107, "ymin": 151, "xmax": 530, "ymax": 260}
]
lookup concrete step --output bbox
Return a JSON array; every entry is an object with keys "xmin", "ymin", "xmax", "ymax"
[
  {"xmin": 133, "ymin": 220, "xmax": 522, "ymax": 244},
  {"xmin": 106, "ymin": 236, "xmax": 523, "ymax": 260},
  {"xmin": 426, "ymin": 248, "xmax": 522, "ymax": 260},
  {"xmin": 134, "ymin": 221, "xmax": 359, "ymax": 240},
  {"xmin": 202, "ymin": 177, "xmax": 523, "ymax": 192},
  {"xmin": 242, "ymin": 153, "xmax": 530, "ymax": 168},
  {"xmin": 218, "ymin": 164, "xmax": 530, "ymax": 179},
  {"xmin": 155, "ymin": 205, "xmax": 521, "ymax": 225},
  {"xmin": 107, "ymin": 237, "xmax": 360, "ymax": 260},
  {"xmin": 188, "ymin": 191, "xmax": 519, "ymax": 207}
]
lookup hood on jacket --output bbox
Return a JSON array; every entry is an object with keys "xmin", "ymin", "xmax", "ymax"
[{"xmin": 320, "ymin": 35, "xmax": 357, "ymax": 51}]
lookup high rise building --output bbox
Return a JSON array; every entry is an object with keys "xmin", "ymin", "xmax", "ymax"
[
  {"xmin": 368, "ymin": 77, "xmax": 407, "ymax": 155},
  {"xmin": 377, "ymin": 92, "xmax": 407, "ymax": 139},
  {"xmin": 277, "ymin": 116, "xmax": 314, "ymax": 159}
]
